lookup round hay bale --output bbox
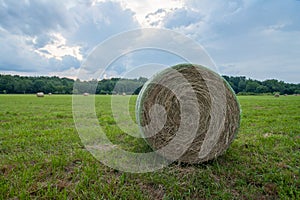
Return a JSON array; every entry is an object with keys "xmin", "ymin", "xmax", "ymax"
[
  {"xmin": 136, "ymin": 64, "xmax": 240, "ymax": 164},
  {"xmin": 122, "ymin": 92, "xmax": 126, "ymax": 96},
  {"xmin": 36, "ymin": 92, "xmax": 44, "ymax": 97},
  {"xmin": 274, "ymin": 93, "xmax": 280, "ymax": 97},
  {"xmin": 48, "ymin": 93, "xmax": 52, "ymax": 96},
  {"xmin": 83, "ymin": 93, "xmax": 89, "ymax": 96}
]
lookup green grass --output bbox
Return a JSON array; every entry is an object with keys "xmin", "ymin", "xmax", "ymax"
[{"xmin": 0, "ymin": 95, "xmax": 299, "ymax": 199}]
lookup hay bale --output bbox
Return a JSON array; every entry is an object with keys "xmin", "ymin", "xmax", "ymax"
[
  {"xmin": 122, "ymin": 92, "xmax": 126, "ymax": 96},
  {"xmin": 274, "ymin": 94, "xmax": 280, "ymax": 97},
  {"xmin": 48, "ymin": 93, "xmax": 52, "ymax": 96},
  {"xmin": 36, "ymin": 92, "xmax": 44, "ymax": 97},
  {"xmin": 136, "ymin": 64, "xmax": 240, "ymax": 164},
  {"xmin": 83, "ymin": 93, "xmax": 89, "ymax": 96}
]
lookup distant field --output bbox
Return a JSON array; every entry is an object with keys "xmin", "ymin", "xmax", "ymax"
[{"xmin": 0, "ymin": 95, "xmax": 299, "ymax": 199}]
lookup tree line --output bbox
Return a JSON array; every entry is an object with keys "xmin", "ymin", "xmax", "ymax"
[
  {"xmin": 0, "ymin": 74, "xmax": 148, "ymax": 95},
  {"xmin": 222, "ymin": 76, "xmax": 300, "ymax": 95},
  {"xmin": 0, "ymin": 74, "xmax": 299, "ymax": 95}
]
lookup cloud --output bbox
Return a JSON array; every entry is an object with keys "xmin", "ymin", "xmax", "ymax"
[
  {"xmin": 0, "ymin": 0, "xmax": 71, "ymax": 36},
  {"xmin": 119, "ymin": 0, "xmax": 183, "ymax": 26},
  {"xmin": 0, "ymin": 30, "xmax": 48, "ymax": 72},
  {"xmin": 151, "ymin": 0, "xmax": 300, "ymax": 82},
  {"xmin": 163, "ymin": 8, "xmax": 203, "ymax": 28},
  {"xmin": 0, "ymin": 0, "xmax": 139, "ymax": 75},
  {"xmin": 66, "ymin": 1, "xmax": 139, "ymax": 51},
  {"xmin": 144, "ymin": 9, "xmax": 168, "ymax": 27},
  {"xmin": 34, "ymin": 33, "xmax": 82, "ymax": 61}
]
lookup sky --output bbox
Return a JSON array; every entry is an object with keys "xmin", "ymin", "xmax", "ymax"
[{"xmin": 0, "ymin": 0, "xmax": 300, "ymax": 83}]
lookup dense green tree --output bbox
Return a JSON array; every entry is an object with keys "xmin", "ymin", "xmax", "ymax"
[
  {"xmin": 238, "ymin": 80, "xmax": 246, "ymax": 92},
  {"xmin": 255, "ymin": 85, "xmax": 269, "ymax": 93},
  {"xmin": 245, "ymin": 81, "xmax": 260, "ymax": 93}
]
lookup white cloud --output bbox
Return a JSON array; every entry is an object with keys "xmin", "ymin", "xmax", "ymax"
[
  {"xmin": 35, "ymin": 33, "xmax": 83, "ymax": 61},
  {"xmin": 118, "ymin": 0, "xmax": 184, "ymax": 26}
]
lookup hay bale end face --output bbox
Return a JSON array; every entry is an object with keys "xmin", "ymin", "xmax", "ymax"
[
  {"xmin": 36, "ymin": 92, "xmax": 44, "ymax": 97},
  {"xmin": 136, "ymin": 64, "xmax": 241, "ymax": 164},
  {"xmin": 274, "ymin": 94, "xmax": 280, "ymax": 97}
]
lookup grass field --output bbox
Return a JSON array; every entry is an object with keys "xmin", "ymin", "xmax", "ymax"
[{"xmin": 0, "ymin": 95, "xmax": 299, "ymax": 199}]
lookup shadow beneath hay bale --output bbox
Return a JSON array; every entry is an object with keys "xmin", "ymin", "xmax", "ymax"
[{"xmin": 170, "ymin": 150, "xmax": 237, "ymax": 169}]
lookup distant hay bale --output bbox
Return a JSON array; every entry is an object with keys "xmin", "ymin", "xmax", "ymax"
[
  {"xmin": 122, "ymin": 92, "xmax": 126, "ymax": 96},
  {"xmin": 136, "ymin": 64, "xmax": 240, "ymax": 164},
  {"xmin": 284, "ymin": 94, "xmax": 288, "ymax": 96},
  {"xmin": 274, "ymin": 94, "xmax": 280, "ymax": 97},
  {"xmin": 83, "ymin": 93, "xmax": 89, "ymax": 96},
  {"xmin": 48, "ymin": 93, "xmax": 52, "ymax": 96},
  {"xmin": 36, "ymin": 92, "xmax": 44, "ymax": 97}
]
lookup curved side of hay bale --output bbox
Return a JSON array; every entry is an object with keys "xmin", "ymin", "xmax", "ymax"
[
  {"xmin": 36, "ymin": 92, "xmax": 44, "ymax": 97},
  {"xmin": 136, "ymin": 64, "xmax": 241, "ymax": 164}
]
